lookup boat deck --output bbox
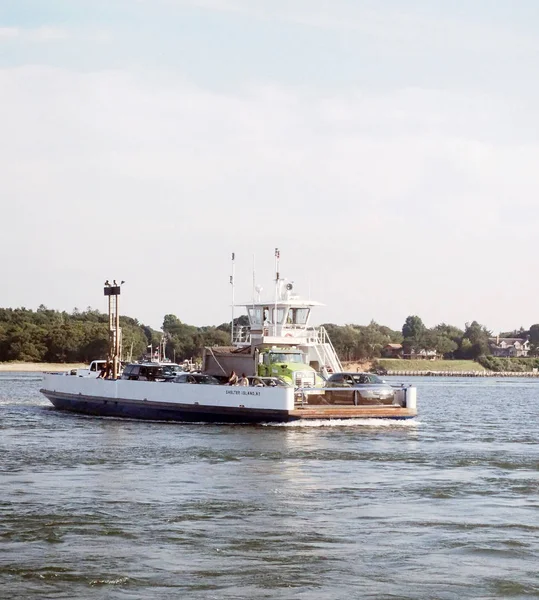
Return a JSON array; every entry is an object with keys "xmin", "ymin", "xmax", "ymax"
[{"xmin": 289, "ymin": 405, "xmax": 416, "ymax": 419}]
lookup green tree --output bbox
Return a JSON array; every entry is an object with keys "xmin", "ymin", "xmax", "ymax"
[
  {"xmin": 461, "ymin": 321, "xmax": 491, "ymax": 359},
  {"xmin": 402, "ymin": 315, "xmax": 426, "ymax": 355},
  {"xmin": 528, "ymin": 324, "xmax": 539, "ymax": 356},
  {"xmin": 354, "ymin": 321, "xmax": 393, "ymax": 359},
  {"xmin": 434, "ymin": 334, "xmax": 458, "ymax": 357},
  {"xmin": 433, "ymin": 323, "xmax": 464, "ymax": 342},
  {"xmin": 4, "ymin": 324, "xmax": 47, "ymax": 362}
]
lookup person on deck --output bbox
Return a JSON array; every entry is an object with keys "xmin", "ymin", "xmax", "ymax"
[
  {"xmin": 98, "ymin": 363, "xmax": 107, "ymax": 379},
  {"xmin": 227, "ymin": 371, "xmax": 238, "ymax": 386},
  {"xmin": 238, "ymin": 373, "xmax": 249, "ymax": 386},
  {"xmin": 104, "ymin": 361, "xmax": 113, "ymax": 379}
]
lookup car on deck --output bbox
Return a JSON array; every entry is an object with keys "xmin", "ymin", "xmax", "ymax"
[
  {"xmin": 247, "ymin": 376, "xmax": 291, "ymax": 387},
  {"xmin": 324, "ymin": 372, "xmax": 396, "ymax": 405},
  {"xmin": 121, "ymin": 363, "xmax": 169, "ymax": 381},
  {"xmin": 172, "ymin": 373, "xmax": 220, "ymax": 385}
]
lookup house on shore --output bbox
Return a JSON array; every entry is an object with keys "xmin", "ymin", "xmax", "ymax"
[
  {"xmin": 488, "ymin": 336, "xmax": 530, "ymax": 357},
  {"xmin": 382, "ymin": 343, "xmax": 403, "ymax": 358},
  {"xmin": 382, "ymin": 343, "xmax": 437, "ymax": 360},
  {"xmin": 408, "ymin": 348, "xmax": 438, "ymax": 360}
]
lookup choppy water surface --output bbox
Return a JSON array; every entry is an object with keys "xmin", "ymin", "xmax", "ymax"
[{"xmin": 1, "ymin": 374, "xmax": 539, "ymax": 599}]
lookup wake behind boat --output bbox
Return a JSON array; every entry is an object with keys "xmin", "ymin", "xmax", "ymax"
[{"xmin": 40, "ymin": 253, "xmax": 418, "ymax": 423}]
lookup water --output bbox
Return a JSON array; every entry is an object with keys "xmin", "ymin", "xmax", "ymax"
[{"xmin": 1, "ymin": 374, "xmax": 539, "ymax": 599}]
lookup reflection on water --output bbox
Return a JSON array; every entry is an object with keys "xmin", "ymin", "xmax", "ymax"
[{"xmin": 1, "ymin": 373, "xmax": 539, "ymax": 599}]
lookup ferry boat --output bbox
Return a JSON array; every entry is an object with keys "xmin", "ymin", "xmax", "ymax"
[
  {"xmin": 40, "ymin": 254, "xmax": 417, "ymax": 423},
  {"xmin": 40, "ymin": 374, "xmax": 416, "ymax": 423}
]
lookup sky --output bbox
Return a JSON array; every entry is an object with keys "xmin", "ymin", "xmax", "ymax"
[{"xmin": 1, "ymin": 0, "xmax": 539, "ymax": 332}]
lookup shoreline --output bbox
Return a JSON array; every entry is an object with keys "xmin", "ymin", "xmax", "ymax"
[
  {"xmin": 385, "ymin": 370, "xmax": 538, "ymax": 377},
  {"xmin": 0, "ymin": 363, "xmax": 85, "ymax": 373},
  {"xmin": 1, "ymin": 362, "xmax": 537, "ymax": 377}
]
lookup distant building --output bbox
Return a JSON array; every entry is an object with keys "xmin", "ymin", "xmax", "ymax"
[
  {"xmin": 382, "ymin": 343, "xmax": 437, "ymax": 360},
  {"xmin": 382, "ymin": 343, "xmax": 403, "ymax": 358},
  {"xmin": 489, "ymin": 336, "xmax": 530, "ymax": 357},
  {"xmin": 409, "ymin": 348, "xmax": 438, "ymax": 360}
]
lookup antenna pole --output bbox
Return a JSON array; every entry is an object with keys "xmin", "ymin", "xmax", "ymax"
[
  {"xmin": 230, "ymin": 252, "xmax": 235, "ymax": 344},
  {"xmin": 252, "ymin": 253, "xmax": 256, "ymax": 316},
  {"xmin": 252, "ymin": 254, "xmax": 256, "ymax": 305},
  {"xmin": 274, "ymin": 248, "xmax": 280, "ymax": 336}
]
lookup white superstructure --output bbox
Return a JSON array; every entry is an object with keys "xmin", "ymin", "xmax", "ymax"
[{"xmin": 233, "ymin": 279, "xmax": 343, "ymax": 378}]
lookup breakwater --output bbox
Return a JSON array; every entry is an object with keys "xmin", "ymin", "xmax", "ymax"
[{"xmin": 387, "ymin": 370, "xmax": 539, "ymax": 377}]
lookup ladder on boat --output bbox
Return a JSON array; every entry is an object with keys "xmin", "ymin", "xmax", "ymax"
[{"xmin": 312, "ymin": 326, "xmax": 343, "ymax": 376}]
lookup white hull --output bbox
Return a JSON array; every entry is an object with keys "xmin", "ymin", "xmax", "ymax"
[{"xmin": 40, "ymin": 373, "xmax": 417, "ymax": 423}]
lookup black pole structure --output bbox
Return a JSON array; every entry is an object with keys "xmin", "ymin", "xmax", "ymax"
[{"xmin": 104, "ymin": 280, "xmax": 124, "ymax": 379}]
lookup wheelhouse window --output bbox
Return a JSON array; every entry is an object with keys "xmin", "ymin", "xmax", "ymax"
[
  {"xmin": 272, "ymin": 308, "xmax": 286, "ymax": 324},
  {"xmin": 248, "ymin": 307, "xmax": 262, "ymax": 327},
  {"xmin": 287, "ymin": 308, "xmax": 310, "ymax": 325}
]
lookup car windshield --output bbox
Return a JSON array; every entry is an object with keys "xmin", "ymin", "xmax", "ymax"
[
  {"xmin": 267, "ymin": 378, "xmax": 289, "ymax": 387},
  {"xmin": 269, "ymin": 353, "xmax": 303, "ymax": 363},
  {"xmin": 196, "ymin": 375, "xmax": 219, "ymax": 385},
  {"xmin": 350, "ymin": 374, "xmax": 384, "ymax": 385},
  {"xmin": 249, "ymin": 377, "xmax": 289, "ymax": 387},
  {"xmin": 173, "ymin": 374, "xmax": 219, "ymax": 384}
]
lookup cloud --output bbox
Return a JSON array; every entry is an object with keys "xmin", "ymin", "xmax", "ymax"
[
  {"xmin": 0, "ymin": 28, "xmax": 20, "ymax": 40},
  {"xmin": 0, "ymin": 26, "xmax": 111, "ymax": 44},
  {"xmin": 0, "ymin": 65, "xmax": 538, "ymax": 330},
  {"xmin": 154, "ymin": 0, "xmax": 539, "ymax": 55},
  {"xmin": 0, "ymin": 26, "xmax": 70, "ymax": 42}
]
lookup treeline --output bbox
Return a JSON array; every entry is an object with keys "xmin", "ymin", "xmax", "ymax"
[
  {"xmin": 477, "ymin": 356, "xmax": 539, "ymax": 372},
  {"xmin": 323, "ymin": 316, "xmax": 539, "ymax": 362},
  {"xmin": 0, "ymin": 306, "xmax": 231, "ymax": 363},
  {"xmin": 1, "ymin": 305, "xmax": 539, "ymax": 365}
]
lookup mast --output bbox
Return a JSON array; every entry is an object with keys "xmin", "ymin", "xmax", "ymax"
[
  {"xmin": 161, "ymin": 333, "xmax": 167, "ymax": 362},
  {"xmin": 230, "ymin": 252, "xmax": 235, "ymax": 344},
  {"xmin": 274, "ymin": 248, "xmax": 280, "ymax": 336},
  {"xmin": 252, "ymin": 253, "xmax": 256, "ymax": 321},
  {"xmin": 252, "ymin": 253, "xmax": 256, "ymax": 305}
]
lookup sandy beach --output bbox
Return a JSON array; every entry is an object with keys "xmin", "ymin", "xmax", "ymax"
[{"xmin": 0, "ymin": 363, "xmax": 86, "ymax": 373}]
